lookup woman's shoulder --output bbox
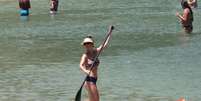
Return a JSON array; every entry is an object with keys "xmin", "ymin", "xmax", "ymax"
[
  {"xmin": 184, "ymin": 8, "xmax": 190, "ymax": 13},
  {"xmin": 81, "ymin": 53, "xmax": 87, "ymax": 58},
  {"xmin": 94, "ymin": 48, "xmax": 98, "ymax": 51}
]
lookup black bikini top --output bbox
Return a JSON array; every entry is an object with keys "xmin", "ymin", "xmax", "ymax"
[{"xmin": 85, "ymin": 50, "xmax": 100, "ymax": 68}]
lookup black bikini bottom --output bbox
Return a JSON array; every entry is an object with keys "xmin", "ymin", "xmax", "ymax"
[{"xmin": 85, "ymin": 76, "xmax": 97, "ymax": 85}]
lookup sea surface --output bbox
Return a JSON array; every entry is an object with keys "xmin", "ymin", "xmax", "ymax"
[{"xmin": 0, "ymin": 0, "xmax": 201, "ymax": 101}]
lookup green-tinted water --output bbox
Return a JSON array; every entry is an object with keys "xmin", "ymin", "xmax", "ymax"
[{"xmin": 0, "ymin": 0, "xmax": 201, "ymax": 101}]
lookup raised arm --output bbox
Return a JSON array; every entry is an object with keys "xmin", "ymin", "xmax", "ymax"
[{"xmin": 97, "ymin": 26, "xmax": 114, "ymax": 52}]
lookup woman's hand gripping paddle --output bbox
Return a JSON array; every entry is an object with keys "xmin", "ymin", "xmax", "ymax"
[{"xmin": 75, "ymin": 25, "xmax": 114, "ymax": 101}]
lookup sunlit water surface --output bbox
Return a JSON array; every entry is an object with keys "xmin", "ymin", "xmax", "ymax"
[{"xmin": 0, "ymin": 0, "xmax": 201, "ymax": 101}]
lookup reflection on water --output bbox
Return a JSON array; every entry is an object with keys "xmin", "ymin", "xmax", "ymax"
[{"xmin": 20, "ymin": 16, "xmax": 29, "ymax": 21}]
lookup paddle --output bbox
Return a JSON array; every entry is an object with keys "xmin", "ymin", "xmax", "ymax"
[{"xmin": 75, "ymin": 25, "xmax": 114, "ymax": 101}]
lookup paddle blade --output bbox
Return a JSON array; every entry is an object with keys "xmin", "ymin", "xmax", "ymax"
[{"xmin": 75, "ymin": 86, "xmax": 83, "ymax": 101}]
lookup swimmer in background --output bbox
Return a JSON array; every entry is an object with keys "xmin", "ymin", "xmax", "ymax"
[
  {"xmin": 176, "ymin": 1, "xmax": 194, "ymax": 33},
  {"xmin": 18, "ymin": 0, "xmax": 31, "ymax": 16},
  {"xmin": 50, "ymin": 0, "xmax": 59, "ymax": 14}
]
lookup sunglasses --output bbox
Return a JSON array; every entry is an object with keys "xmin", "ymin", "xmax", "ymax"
[{"xmin": 84, "ymin": 42, "xmax": 93, "ymax": 45}]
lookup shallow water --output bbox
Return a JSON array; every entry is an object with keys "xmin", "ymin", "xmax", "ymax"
[{"xmin": 0, "ymin": 0, "xmax": 201, "ymax": 101}]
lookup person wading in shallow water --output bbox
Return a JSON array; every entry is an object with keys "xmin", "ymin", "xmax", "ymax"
[
  {"xmin": 79, "ymin": 31, "xmax": 112, "ymax": 101},
  {"xmin": 176, "ymin": 1, "xmax": 194, "ymax": 33},
  {"xmin": 18, "ymin": 0, "xmax": 31, "ymax": 16},
  {"xmin": 50, "ymin": 0, "xmax": 59, "ymax": 14}
]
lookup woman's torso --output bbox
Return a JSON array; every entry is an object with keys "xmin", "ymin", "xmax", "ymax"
[
  {"xmin": 85, "ymin": 49, "xmax": 100, "ymax": 77},
  {"xmin": 182, "ymin": 8, "xmax": 193, "ymax": 27}
]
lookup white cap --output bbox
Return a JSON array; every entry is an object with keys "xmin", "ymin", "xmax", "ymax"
[{"xmin": 81, "ymin": 37, "xmax": 94, "ymax": 45}]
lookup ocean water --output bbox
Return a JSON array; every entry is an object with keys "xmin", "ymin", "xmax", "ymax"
[{"xmin": 0, "ymin": 0, "xmax": 201, "ymax": 101}]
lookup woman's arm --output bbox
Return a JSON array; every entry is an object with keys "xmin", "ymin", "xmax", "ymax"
[
  {"xmin": 97, "ymin": 26, "xmax": 113, "ymax": 52},
  {"xmin": 96, "ymin": 34, "xmax": 112, "ymax": 52},
  {"xmin": 50, "ymin": 0, "xmax": 54, "ymax": 8},
  {"xmin": 176, "ymin": 9, "xmax": 189, "ymax": 22},
  {"xmin": 176, "ymin": 12, "xmax": 185, "ymax": 21},
  {"xmin": 80, "ymin": 54, "xmax": 90, "ymax": 75}
]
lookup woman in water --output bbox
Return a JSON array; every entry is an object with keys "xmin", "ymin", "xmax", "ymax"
[
  {"xmin": 176, "ymin": 1, "xmax": 194, "ymax": 33},
  {"xmin": 18, "ymin": 0, "xmax": 31, "ymax": 16},
  {"xmin": 50, "ymin": 0, "xmax": 59, "ymax": 14},
  {"xmin": 79, "ymin": 29, "xmax": 112, "ymax": 101}
]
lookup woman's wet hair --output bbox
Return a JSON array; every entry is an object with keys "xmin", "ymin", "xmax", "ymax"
[{"xmin": 182, "ymin": 1, "xmax": 189, "ymax": 9}]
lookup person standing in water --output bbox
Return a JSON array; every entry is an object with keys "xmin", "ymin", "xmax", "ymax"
[
  {"xmin": 50, "ymin": 0, "xmax": 59, "ymax": 14},
  {"xmin": 18, "ymin": 0, "xmax": 31, "ymax": 16},
  {"xmin": 79, "ymin": 28, "xmax": 112, "ymax": 101},
  {"xmin": 176, "ymin": 1, "xmax": 194, "ymax": 33}
]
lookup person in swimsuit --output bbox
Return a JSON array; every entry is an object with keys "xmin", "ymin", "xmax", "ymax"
[
  {"xmin": 18, "ymin": 0, "xmax": 31, "ymax": 16},
  {"xmin": 176, "ymin": 1, "xmax": 194, "ymax": 33},
  {"xmin": 50, "ymin": 0, "xmax": 59, "ymax": 14},
  {"xmin": 79, "ymin": 33, "xmax": 112, "ymax": 101}
]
